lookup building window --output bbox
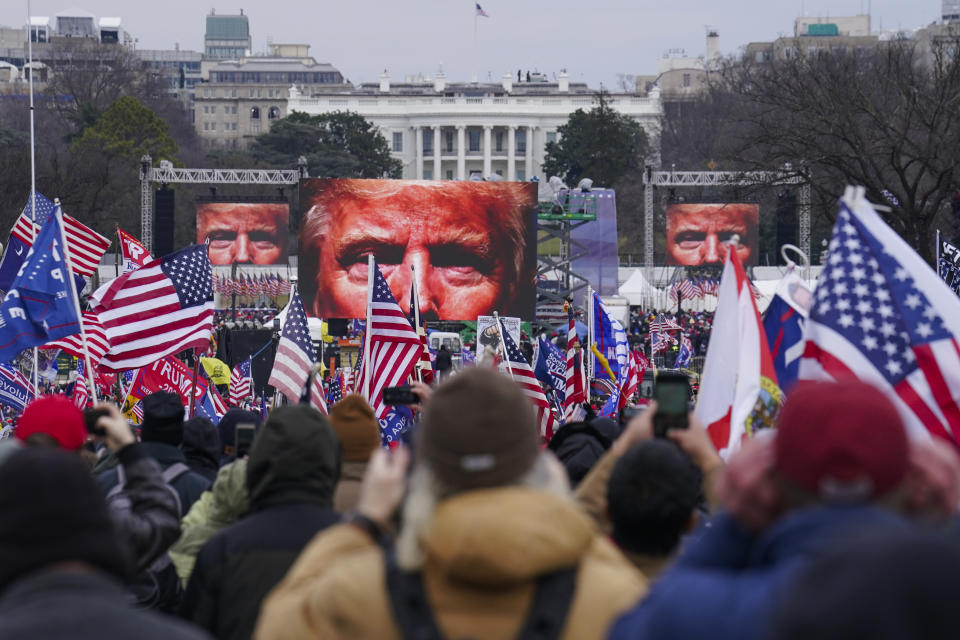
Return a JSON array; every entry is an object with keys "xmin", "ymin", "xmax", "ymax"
[
  {"xmin": 446, "ymin": 169, "xmax": 454, "ymax": 180},
  {"xmin": 251, "ymin": 121, "xmax": 261, "ymax": 134},
  {"xmin": 250, "ymin": 107, "xmax": 261, "ymax": 119},
  {"xmin": 517, "ymin": 168, "xmax": 526, "ymax": 181},
  {"xmin": 210, "ymin": 123, "xmax": 216, "ymax": 132},
  {"xmin": 517, "ymin": 130, "xmax": 527, "ymax": 153},
  {"xmin": 496, "ymin": 131, "xmax": 504, "ymax": 152},
  {"xmin": 682, "ymin": 73, "xmax": 691, "ymax": 87},
  {"xmin": 445, "ymin": 130, "xmax": 454, "ymax": 152},
  {"xmin": 249, "ymin": 88, "xmax": 255, "ymax": 97},
  {"xmin": 268, "ymin": 106, "xmax": 280, "ymax": 119},
  {"xmin": 231, "ymin": 105, "xmax": 238, "ymax": 115},
  {"xmin": 423, "ymin": 129, "xmax": 433, "ymax": 154},
  {"xmin": 423, "ymin": 168, "xmax": 433, "ymax": 180},
  {"xmin": 231, "ymin": 89, "xmax": 237, "ymax": 97},
  {"xmin": 393, "ymin": 132, "xmax": 403, "ymax": 153},
  {"xmin": 203, "ymin": 122, "xmax": 209, "ymax": 131},
  {"xmin": 469, "ymin": 130, "xmax": 480, "ymax": 152},
  {"xmin": 546, "ymin": 131, "xmax": 557, "ymax": 145}
]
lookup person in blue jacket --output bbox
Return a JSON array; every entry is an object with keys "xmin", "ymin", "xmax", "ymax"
[{"xmin": 609, "ymin": 378, "xmax": 960, "ymax": 640}]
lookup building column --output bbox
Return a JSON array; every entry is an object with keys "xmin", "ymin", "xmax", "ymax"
[
  {"xmin": 483, "ymin": 125, "xmax": 493, "ymax": 178},
  {"xmin": 507, "ymin": 125, "xmax": 517, "ymax": 181},
  {"xmin": 525, "ymin": 126, "xmax": 534, "ymax": 180},
  {"xmin": 414, "ymin": 126, "xmax": 424, "ymax": 180},
  {"xmin": 456, "ymin": 125, "xmax": 466, "ymax": 180},
  {"xmin": 432, "ymin": 125, "xmax": 441, "ymax": 180}
]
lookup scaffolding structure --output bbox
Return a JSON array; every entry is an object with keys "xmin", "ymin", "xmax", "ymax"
[
  {"xmin": 536, "ymin": 192, "xmax": 599, "ymax": 319},
  {"xmin": 139, "ymin": 155, "xmax": 308, "ymax": 253},
  {"xmin": 642, "ymin": 167, "xmax": 811, "ymax": 278}
]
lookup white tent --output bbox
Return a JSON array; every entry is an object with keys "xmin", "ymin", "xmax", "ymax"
[{"xmin": 617, "ymin": 269, "xmax": 657, "ymax": 306}]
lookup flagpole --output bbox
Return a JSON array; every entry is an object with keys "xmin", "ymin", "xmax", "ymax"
[
  {"xmin": 494, "ymin": 312, "xmax": 515, "ymax": 380},
  {"xmin": 27, "ymin": 0, "xmax": 39, "ymax": 396},
  {"xmin": 363, "ymin": 255, "xmax": 374, "ymax": 401},
  {"xmin": 53, "ymin": 202, "xmax": 98, "ymax": 404},
  {"xmin": 411, "ymin": 264, "xmax": 422, "ymax": 383},
  {"xmin": 188, "ymin": 348, "xmax": 201, "ymax": 418},
  {"xmin": 114, "ymin": 225, "xmax": 120, "ymax": 278},
  {"xmin": 586, "ymin": 286, "xmax": 594, "ymax": 381}
]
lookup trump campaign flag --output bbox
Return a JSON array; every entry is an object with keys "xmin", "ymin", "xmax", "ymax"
[
  {"xmin": 534, "ymin": 336, "xmax": 567, "ymax": 404},
  {"xmin": 0, "ymin": 363, "xmax": 35, "ymax": 411},
  {"xmin": 0, "ymin": 210, "xmax": 81, "ymax": 363},
  {"xmin": 800, "ymin": 187, "xmax": 960, "ymax": 447},
  {"xmin": 117, "ymin": 227, "xmax": 153, "ymax": 273},
  {"xmin": 0, "ymin": 193, "xmax": 56, "ymax": 291},
  {"xmin": 762, "ymin": 267, "xmax": 813, "ymax": 392},
  {"xmin": 697, "ymin": 243, "xmax": 781, "ymax": 458}
]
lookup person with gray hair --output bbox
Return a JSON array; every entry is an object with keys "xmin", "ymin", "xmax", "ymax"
[
  {"xmin": 298, "ymin": 178, "xmax": 537, "ymax": 321},
  {"xmin": 255, "ymin": 366, "xmax": 645, "ymax": 640}
]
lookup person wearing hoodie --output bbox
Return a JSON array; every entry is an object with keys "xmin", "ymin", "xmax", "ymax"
[
  {"xmin": 181, "ymin": 417, "xmax": 221, "ymax": 484},
  {"xmin": 328, "ymin": 393, "xmax": 381, "ymax": 513},
  {"xmin": 180, "ymin": 405, "xmax": 341, "ymax": 640},
  {"xmin": 169, "ymin": 459, "xmax": 250, "ymax": 586},
  {"xmin": 254, "ymin": 367, "xmax": 645, "ymax": 640},
  {"xmin": 548, "ymin": 416, "xmax": 621, "ymax": 487}
]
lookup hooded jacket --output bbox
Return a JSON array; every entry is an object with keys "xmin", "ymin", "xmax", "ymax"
[
  {"xmin": 254, "ymin": 487, "xmax": 646, "ymax": 640},
  {"xmin": 169, "ymin": 459, "xmax": 249, "ymax": 586},
  {"xmin": 180, "ymin": 406, "xmax": 341, "ymax": 640}
]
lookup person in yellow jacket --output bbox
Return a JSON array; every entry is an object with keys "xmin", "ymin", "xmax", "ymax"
[{"xmin": 254, "ymin": 367, "xmax": 646, "ymax": 640}]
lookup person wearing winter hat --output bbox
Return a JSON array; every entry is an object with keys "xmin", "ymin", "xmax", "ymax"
[
  {"xmin": 182, "ymin": 417, "xmax": 222, "ymax": 483},
  {"xmin": 0, "ymin": 448, "xmax": 210, "ymax": 640},
  {"xmin": 328, "ymin": 393, "xmax": 381, "ymax": 512},
  {"xmin": 255, "ymin": 367, "xmax": 645, "ymax": 640},
  {"xmin": 97, "ymin": 391, "xmax": 212, "ymax": 516},
  {"xmin": 609, "ymin": 379, "xmax": 960, "ymax": 640}
]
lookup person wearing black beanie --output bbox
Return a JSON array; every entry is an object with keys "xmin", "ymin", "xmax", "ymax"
[{"xmin": 0, "ymin": 448, "xmax": 210, "ymax": 639}]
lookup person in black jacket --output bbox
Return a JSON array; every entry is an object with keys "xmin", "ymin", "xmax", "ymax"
[
  {"xmin": 97, "ymin": 392, "xmax": 212, "ymax": 516},
  {"xmin": 0, "ymin": 448, "xmax": 210, "ymax": 640},
  {"xmin": 435, "ymin": 345, "xmax": 453, "ymax": 381},
  {"xmin": 180, "ymin": 404, "xmax": 341, "ymax": 640}
]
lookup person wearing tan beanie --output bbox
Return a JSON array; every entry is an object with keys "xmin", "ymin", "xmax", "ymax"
[{"xmin": 328, "ymin": 394, "xmax": 381, "ymax": 512}]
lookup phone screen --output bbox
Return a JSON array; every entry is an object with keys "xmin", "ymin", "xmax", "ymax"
[
  {"xmin": 653, "ymin": 373, "xmax": 691, "ymax": 437},
  {"xmin": 235, "ymin": 423, "xmax": 256, "ymax": 456}
]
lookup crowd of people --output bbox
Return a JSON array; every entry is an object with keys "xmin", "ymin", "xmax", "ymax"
[{"xmin": 1, "ymin": 365, "xmax": 959, "ymax": 639}]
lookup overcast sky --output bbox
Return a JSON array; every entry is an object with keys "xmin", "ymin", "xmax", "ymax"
[{"xmin": 9, "ymin": 1, "xmax": 942, "ymax": 88}]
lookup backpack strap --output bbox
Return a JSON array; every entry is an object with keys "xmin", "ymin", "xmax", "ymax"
[
  {"xmin": 162, "ymin": 462, "xmax": 191, "ymax": 484},
  {"xmin": 385, "ymin": 546, "xmax": 579, "ymax": 640}
]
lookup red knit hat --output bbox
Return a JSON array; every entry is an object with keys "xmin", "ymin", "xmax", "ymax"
[
  {"xmin": 775, "ymin": 379, "xmax": 908, "ymax": 501},
  {"xmin": 15, "ymin": 396, "xmax": 86, "ymax": 451}
]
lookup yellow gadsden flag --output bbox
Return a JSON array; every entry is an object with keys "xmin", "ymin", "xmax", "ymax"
[{"xmin": 200, "ymin": 358, "xmax": 231, "ymax": 386}]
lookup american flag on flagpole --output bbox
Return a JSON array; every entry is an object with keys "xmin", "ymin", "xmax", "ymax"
[
  {"xmin": 310, "ymin": 375, "xmax": 328, "ymax": 416},
  {"xmin": 229, "ymin": 358, "xmax": 252, "ymax": 407},
  {"xmin": 618, "ymin": 351, "xmax": 641, "ymax": 410},
  {"xmin": 650, "ymin": 313, "xmax": 683, "ymax": 333},
  {"xmin": 499, "ymin": 316, "xmax": 556, "ymax": 439},
  {"xmin": 42, "ymin": 311, "xmax": 110, "ymax": 367},
  {"xmin": 475, "ymin": 2, "xmax": 489, "ymax": 17},
  {"xmin": 678, "ymin": 279, "xmax": 696, "ymax": 299},
  {"xmin": 563, "ymin": 304, "xmax": 586, "ymax": 422},
  {"xmin": 355, "ymin": 260, "xmax": 422, "ymax": 420},
  {"xmin": 267, "ymin": 289, "xmax": 316, "ymax": 403},
  {"xmin": 800, "ymin": 187, "xmax": 960, "ymax": 448},
  {"xmin": 11, "ymin": 201, "xmax": 110, "ymax": 276},
  {"xmin": 73, "ymin": 359, "xmax": 89, "ymax": 409},
  {"xmin": 328, "ymin": 375, "xmax": 343, "ymax": 406},
  {"xmin": 93, "ymin": 244, "xmax": 214, "ymax": 373}
]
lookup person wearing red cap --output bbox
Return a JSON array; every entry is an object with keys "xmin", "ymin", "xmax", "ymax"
[
  {"xmin": 609, "ymin": 378, "xmax": 960, "ymax": 640},
  {"xmin": 15, "ymin": 395, "xmax": 88, "ymax": 451}
]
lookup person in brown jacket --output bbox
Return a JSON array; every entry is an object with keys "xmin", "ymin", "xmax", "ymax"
[
  {"xmin": 254, "ymin": 367, "xmax": 646, "ymax": 640},
  {"xmin": 328, "ymin": 394, "xmax": 381, "ymax": 513}
]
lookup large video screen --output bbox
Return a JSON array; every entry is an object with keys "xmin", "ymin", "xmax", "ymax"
[
  {"xmin": 196, "ymin": 202, "xmax": 290, "ymax": 265},
  {"xmin": 665, "ymin": 203, "xmax": 759, "ymax": 266},
  {"xmin": 299, "ymin": 178, "xmax": 538, "ymax": 321}
]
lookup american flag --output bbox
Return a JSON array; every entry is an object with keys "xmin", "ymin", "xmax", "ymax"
[
  {"xmin": 618, "ymin": 351, "xmax": 641, "ymax": 410},
  {"xmin": 73, "ymin": 359, "xmax": 89, "ymax": 409},
  {"xmin": 268, "ymin": 289, "xmax": 316, "ymax": 403},
  {"xmin": 678, "ymin": 279, "xmax": 696, "ymax": 299},
  {"xmin": 408, "ymin": 281, "xmax": 434, "ymax": 384},
  {"xmin": 12, "ymin": 196, "xmax": 110, "ymax": 276},
  {"xmin": 310, "ymin": 375, "xmax": 328, "ymax": 415},
  {"xmin": 131, "ymin": 401, "xmax": 144, "ymax": 423},
  {"xmin": 800, "ymin": 190, "xmax": 960, "ymax": 448},
  {"xmin": 208, "ymin": 383, "xmax": 229, "ymax": 416},
  {"xmin": 93, "ymin": 244, "xmax": 214, "ymax": 373},
  {"xmin": 651, "ymin": 331, "xmax": 676, "ymax": 355},
  {"xmin": 229, "ymin": 358, "xmax": 252, "ymax": 406},
  {"xmin": 690, "ymin": 278, "xmax": 704, "ymax": 298},
  {"xmin": 650, "ymin": 313, "xmax": 682, "ymax": 333},
  {"xmin": 328, "ymin": 375, "xmax": 343, "ymax": 406},
  {"xmin": 475, "ymin": 2, "xmax": 489, "ymax": 17},
  {"xmin": 563, "ymin": 304, "xmax": 586, "ymax": 422},
  {"xmin": 42, "ymin": 312, "xmax": 110, "ymax": 367},
  {"xmin": 356, "ymin": 260, "xmax": 422, "ymax": 420},
  {"xmin": 499, "ymin": 317, "xmax": 556, "ymax": 439}
]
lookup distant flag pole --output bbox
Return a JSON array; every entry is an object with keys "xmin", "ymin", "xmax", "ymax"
[
  {"xmin": 28, "ymin": 0, "xmax": 38, "ymax": 395},
  {"xmin": 54, "ymin": 201, "xmax": 97, "ymax": 404},
  {"xmin": 494, "ymin": 311, "xmax": 515, "ymax": 379},
  {"xmin": 363, "ymin": 254, "xmax": 374, "ymax": 401}
]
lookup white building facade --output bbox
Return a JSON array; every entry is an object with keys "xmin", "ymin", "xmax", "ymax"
[{"xmin": 287, "ymin": 73, "xmax": 662, "ymax": 181}]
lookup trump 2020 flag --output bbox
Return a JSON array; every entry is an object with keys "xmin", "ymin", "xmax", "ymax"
[
  {"xmin": 762, "ymin": 268, "xmax": 813, "ymax": 393},
  {"xmin": 0, "ymin": 210, "xmax": 80, "ymax": 363},
  {"xmin": 800, "ymin": 187, "xmax": 960, "ymax": 447},
  {"xmin": 534, "ymin": 336, "xmax": 566, "ymax": 404},
  {"xmin": 697, "ymin": 243, "xmax": 781, "ymax": 458}
]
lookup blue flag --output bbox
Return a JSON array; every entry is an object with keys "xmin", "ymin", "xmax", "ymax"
[
  {"xmin": 0, "ymin": 209, "xmax": 80, "ymax": 362},
  {"xmin": 534, "ymin": 336, "xmax": 566, "ymax": 403},
  {"xmin": 592, "ymin": 292, "xmax": 629, "ymax": 381},
  {"xmin": 0, "ymin": 363, "xmax": 35, "ymax": 411},
  {"xmin": 0, "ymin": 193, "xmax": 56, "ymax": 292},
  {"xmin": 763, "ymin": 270, "xmax": 811, "ymax": 393},
  {"xmin": 379, "ymin": 404, "xmax": 414, "ymax": 445},
  {"xmin": 195, "ymin": 389, "xmax": 222, "ymax": 425}
]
